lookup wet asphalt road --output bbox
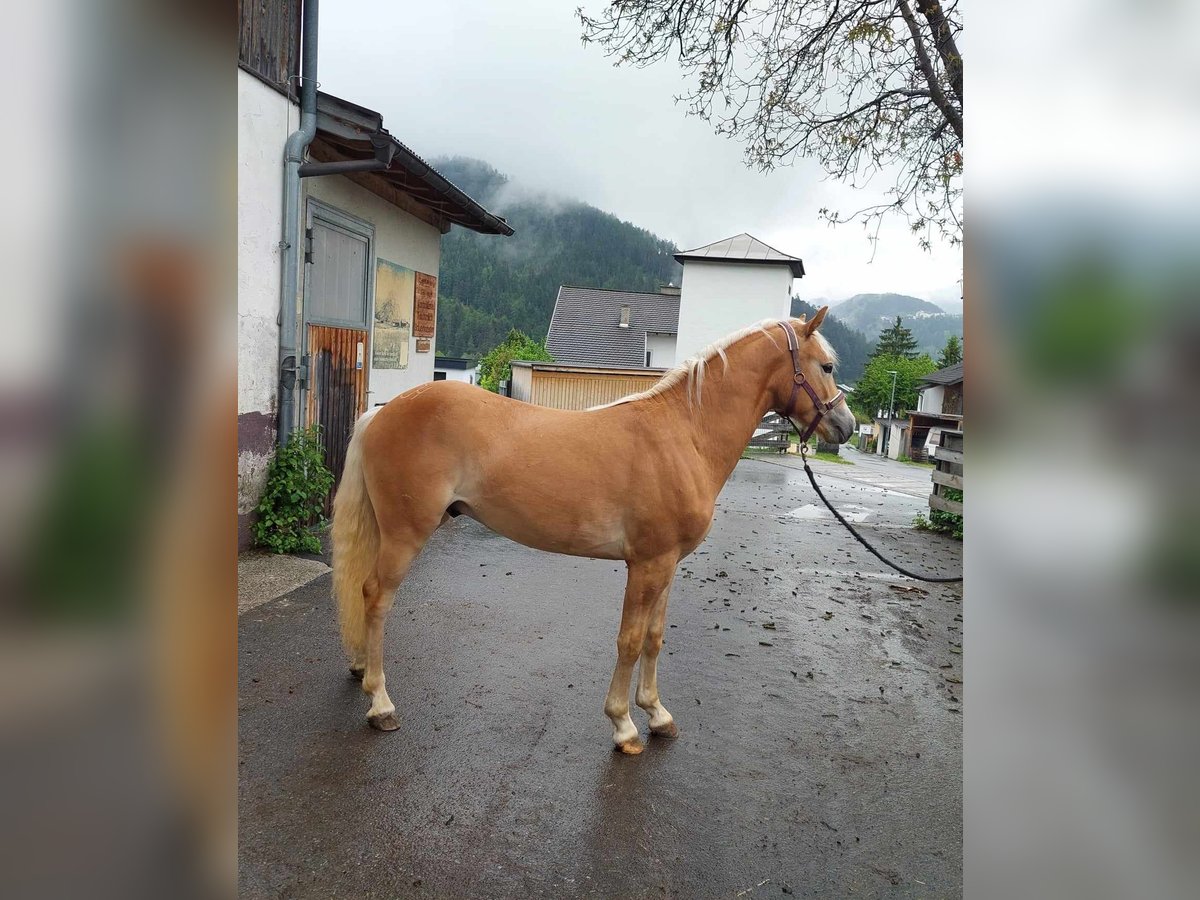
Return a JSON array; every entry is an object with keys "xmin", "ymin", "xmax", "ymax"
[{"xmin": 239, "ymin": 456, "xmax": 963, "ymax": 899}]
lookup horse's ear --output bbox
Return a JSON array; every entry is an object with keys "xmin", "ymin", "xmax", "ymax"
[{"xmin": 803, "ymin": 306, "xmax": 829, "ymax": 336}]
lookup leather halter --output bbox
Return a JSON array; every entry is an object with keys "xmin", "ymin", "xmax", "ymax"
[{"xmin": 776, "ymin": 320, "xmax": 845, "ymax": 444}]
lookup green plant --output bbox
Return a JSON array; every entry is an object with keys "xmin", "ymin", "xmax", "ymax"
[
  {"xmin": 253, "ymin": 426, "xmax": 335, "ymax": 555},
  {"xmin": 914, "ymin": 487, "xmax": 963, "ymax": 540},
  {"xmin": 848, "ymin": 352, "xmax": 938, "ymax": 419},
  {"xmin": 478, "ymin": 328, "xmax": 554, "ymax": 393}
]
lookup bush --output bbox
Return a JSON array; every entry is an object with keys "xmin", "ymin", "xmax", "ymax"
[
  {"xmin": 478, "ymin": 328, "xmax": 553, "ymax": 393},
  {"xmin": 914, "ymin": 487, "xmax": 963, "ymax": 540},
  {"xmin": 253, "ymin": 426, "xmax": 334, "ymax": 554}
]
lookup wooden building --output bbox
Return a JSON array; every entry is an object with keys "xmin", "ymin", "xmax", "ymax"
[{"xmin": 509, "ymin": 362, "xmax": 666, "ymax": 411}]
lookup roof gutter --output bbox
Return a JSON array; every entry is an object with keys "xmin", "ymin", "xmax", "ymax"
[
  {"xmin": 299, "ymin": 132, "xmax": 395, "ymax": 178},
  {"xmin": 278, "ymin": 0, "xmax": 319, "ymax": 447}
]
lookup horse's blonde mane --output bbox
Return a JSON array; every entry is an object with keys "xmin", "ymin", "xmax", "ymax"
[{"xmin": 592, "ymin": 318, "xmax": 837, "ymax": 411}]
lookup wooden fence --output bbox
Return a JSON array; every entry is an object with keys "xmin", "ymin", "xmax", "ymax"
[
  {"xmin": 929, "ymin": 430, "xmax": 963, "ymax": 514},
  {"xmin": 747, "ymin": 412, "xmax": 791, "ymax": 453}
]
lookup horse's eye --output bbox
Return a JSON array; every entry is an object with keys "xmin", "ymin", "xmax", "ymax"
[{"xmin": 821, "ymin": 363, "xmax": 834, "ymax": 374}]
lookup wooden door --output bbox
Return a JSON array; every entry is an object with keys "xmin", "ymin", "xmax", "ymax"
[
  {"xmin": 303, "ymin": 201, "xmax": 373, "ymax": 491},
  {"xmin": 305, "ymin": 324, "xmax": 367, "ymax": 490}
]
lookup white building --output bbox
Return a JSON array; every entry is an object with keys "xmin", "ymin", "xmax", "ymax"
[
  {"xmin": 433, "ymin": 357, "xmax": 478, "ymax": 385},
  {"xmin": 673, "ymin": 234, "xmax": 804, "ymax": 361},
  {"xmin": 237, "ymin": 0, "xmax": 511, "ymax": 547},
  {"xmin": 544, "ymin": 233, "xmax": 804, "ymax": 372}
]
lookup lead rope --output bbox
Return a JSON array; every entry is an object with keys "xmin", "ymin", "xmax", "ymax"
[{"xmin": 799, "ymin": 443, "xmax": 963, "ymax": 584}]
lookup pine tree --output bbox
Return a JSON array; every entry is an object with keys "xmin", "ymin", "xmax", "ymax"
[
  {"xmin": 937, "ymin": 334, "xmax": 963, "ymax": 368},
  {"xmin": 872, "ymin": 317, "xmax": 920, "ymax": 359}
]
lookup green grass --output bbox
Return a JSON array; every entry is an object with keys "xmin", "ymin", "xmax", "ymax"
[
  {"xmin": 808, "ymin": 450, "xmax": 854, "ymax": 465},
  {"xmin": 897, "ymin": 455, "xmax": 934, "ymax": 468},
  {"xmin": 741, "ymin": 447, "xmax": 853, "ymax": 465}
]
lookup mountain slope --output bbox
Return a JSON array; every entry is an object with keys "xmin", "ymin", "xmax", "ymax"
[
  {"xmin": 791, "ymin": 298, "xmax": 871, "ymax": 383},
  {"xmin": 831, "ymin": 292, "xmax": 962, "ymax": 356},
  {"xmin": 434, "ymin": 157, "xmax": 681, "ymax": 357}
]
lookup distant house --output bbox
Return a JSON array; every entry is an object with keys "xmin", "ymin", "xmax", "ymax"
[
  {"xmin": 546, "ymin": 286, "xmax": 681, "ymax": 369},
  {"xmin": 908, "ymin": 361, "xmax": 964, "ymax": 460},
  {"xmin": 874, "ymin": 361, "xmax": 964, "ymax": 461},
  {"xmin": 674, "ymin": 233, "xmax": 805, "ymax": 361},
  {"xmin": 433, "ymin": 356, "xmax": 477, "ymax": 385},
  {"xmin": 534, "ymin": 234, "xmax": 803, "ymax": 408}
]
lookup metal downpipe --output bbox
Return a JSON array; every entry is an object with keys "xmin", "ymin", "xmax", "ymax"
[{"xmin": 278, "ymin": 0, "xmax": 319, "ymax": 446}]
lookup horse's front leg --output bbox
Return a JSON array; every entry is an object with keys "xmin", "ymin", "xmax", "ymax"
[
  {"xmin": 636, "ymin": 581, "xmax": 677, "ymax": 738},
  {"xmin": 604, "ymin": 556, "xmax": 676, "ymax": 755}
]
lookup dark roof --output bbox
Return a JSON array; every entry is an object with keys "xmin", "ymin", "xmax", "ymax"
[
  {"xmin": 312, "ymin": 92, "xmax": 513, "ymax": 236},
  {"xmin": 546, "ymin": 286, "xmax": 680, "ymax": 368},
  {"xmin": 674, "ymin": 233, "xmax": 805, "ymax": 278},
  {"xmin": 919, "ymin": 362, "xmax": 964, "ymax": 386},
  {"xmin": 434, "ymin": 356, "xmax": 476, "ymax": 370}
]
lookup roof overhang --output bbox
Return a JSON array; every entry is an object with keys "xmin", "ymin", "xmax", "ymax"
[
  {"xmin": 673, "ymin": 252, "xmax": 805, "ymax": 279},
  {"xmin": 310, "ymin": 92, "xmax": 514, "ymax": 236},
  {"xmin": 510, "ymin": 361, "xmax": 669, "ymax": 376}
]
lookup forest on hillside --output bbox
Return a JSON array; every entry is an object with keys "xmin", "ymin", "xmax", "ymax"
[
  {"xmin": 791, "ymin": 298, "xmax": 871, "ymax": 383},
  {"xmin": 434, "ymin": 157, "xmax": 680, "ymax": 357},
  {"xmin": 431, "ymin": 157, "xmax": 940, "ymax": 386}
]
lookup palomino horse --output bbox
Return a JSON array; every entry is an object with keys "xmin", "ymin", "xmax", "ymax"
[{"xmin": 331, "ymin": 308, "xmax": 855, "ymax": 753}]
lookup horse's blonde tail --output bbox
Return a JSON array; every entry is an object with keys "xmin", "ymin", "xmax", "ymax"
[{"xmin": 331, "ymin": 408, "xmax": 381, "ymax": 660}]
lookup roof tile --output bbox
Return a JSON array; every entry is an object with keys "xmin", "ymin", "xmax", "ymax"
[{"xmin": 546, "ymin": 286, "xmax": 680, "ymax": 368}]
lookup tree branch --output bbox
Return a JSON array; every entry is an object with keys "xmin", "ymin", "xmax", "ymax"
[
  {"xmin": 916, "ymin": 0, "xmax": 963, "ymax": 107},
  {"xmin": 896, "ymin": 0, "xmax": 962, "ymax": 142}
]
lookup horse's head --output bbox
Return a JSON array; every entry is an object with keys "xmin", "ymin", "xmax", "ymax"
[{"xmin": 772, "ymin": 307, "xmax": 857, "ymax": 445}]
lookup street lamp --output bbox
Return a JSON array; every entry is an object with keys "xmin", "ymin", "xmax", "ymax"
[{"xmin": 886, "ymin": 370, "xmax": 899, "ymax": 419}]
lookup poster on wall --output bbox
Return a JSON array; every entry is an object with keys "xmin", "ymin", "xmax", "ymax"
[
  {"xmin": 372, "ymin": 258, "xmax": 414, "ymax": 370},
  {"xmin": 414, "ymin": 272, "xmax": 438, "ymax": 338}
]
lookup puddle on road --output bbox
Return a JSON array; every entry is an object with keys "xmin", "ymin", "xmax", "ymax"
[{"xmin": 787, "ymin": 503, "xmax": 873, "ymax": 522}]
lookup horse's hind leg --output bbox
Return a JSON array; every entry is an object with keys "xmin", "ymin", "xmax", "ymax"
[
  {"xmin": 360, "ymin": 533, "xmax": 424, "ymax": 731},
  {"xmin": 636, "ymin": 580, "xmax": 677, "ymax": 738},
  {"xmin": 604, "ymin": 556, "xmax": 677, "ymax": 754}
]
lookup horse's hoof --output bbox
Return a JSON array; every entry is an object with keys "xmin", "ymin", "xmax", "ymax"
[
  {"xmin": 367, "ymin": 712, "xmax": 400, "ymax": 732},
  {"xmin": 349, "ymin": 666, "xmax": 365, "ymax": 681},
  {"xmin": 616, "ymin": 738, "xmax": 644, "ymax": 755},
  {"xmin": 650, "ymin": 720, "xmax": 679, "ymax": 739}
]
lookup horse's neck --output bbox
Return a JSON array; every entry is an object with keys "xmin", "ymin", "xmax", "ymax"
[{"xmin": 663, "ymin": 335, "xmax": 778, "ymax": 491}]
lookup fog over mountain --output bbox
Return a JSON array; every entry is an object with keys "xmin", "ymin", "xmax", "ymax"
[
  {"xmin": 828, "ymin": 293, "xmax": 963, "ymax": 356},
  {"xmin": 434, "ymin": 157, "xmax": 961, "ymax": 367}
]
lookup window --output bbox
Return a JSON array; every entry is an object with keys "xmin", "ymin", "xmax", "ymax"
[
  {"xmin": 646, "ymin": 351, "xmax": 652, "ymax": 367},
  {"xmin": 433, "ymin": 371, "xmax": 447, "ymax": 381}
]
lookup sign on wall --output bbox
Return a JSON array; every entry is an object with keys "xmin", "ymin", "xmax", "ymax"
[
  {"xmin": 372, "ymin": 258, "xmax": 413, "ymax": 370},
  {"xmin": 414, "ymin": 272, "xmax": 438, "ymax": 338}
]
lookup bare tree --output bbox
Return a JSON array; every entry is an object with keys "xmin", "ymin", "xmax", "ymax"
[{"xmin": 578, "ymin": 1, "xmax": 963, "ymax": 249}]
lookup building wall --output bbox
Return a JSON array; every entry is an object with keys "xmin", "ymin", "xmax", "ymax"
[
  {"xmin": 302, "ymin": 174, "xmax": 442, "ymax": 407},
  {"xmin": 512, "ymin": 366, "xmax": 665, "ymax": 410},
  {"xmin": 509, "ymin": 364, "xmax": 533, "ymax": 401},
  {"xmin": 237, "ymin": 69, "xmax": 291, "ymax": 544},
  {"xmin": 645, "ymin": 332, "xmax": 677, "ymax": 369},
  {"xmin": 942, "ymin": 382, "xmax": 963, "ymax": 415},
  {"xmin": 434, "ymin": 365, "xmax": 475, "ymax": 385},
  {"xmin": 918, "ymin": 384, "xmax": 945, "ymax": 414},
  {"xmin": 887, "ymin": 422, "xmax": 908, "ymax": 460},
  {"xmin": 675, "ymin": 260, "xmax": 793, "ymax": 362}
]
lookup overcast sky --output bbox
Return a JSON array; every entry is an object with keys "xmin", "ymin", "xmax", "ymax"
[{"xmin": 318, "ymin": 0, "xmax": 963, "ymax": 306}]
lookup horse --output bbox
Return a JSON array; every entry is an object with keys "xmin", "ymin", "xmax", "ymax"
[{"xmin": 331, "ymin": 308, "xmax": 855, "ymax": 754}]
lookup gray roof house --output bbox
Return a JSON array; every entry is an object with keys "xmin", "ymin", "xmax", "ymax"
[
  {"xmin": 545, "ymin": 285, "xmax": 681, "ymax": 368},
  {"xmin": 674, "ymin": 233, "xmax": 806, "ymax": 278},
  {"xmin": 918, "ymin": 361, "xmax": 964, "ymax": 387}
]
